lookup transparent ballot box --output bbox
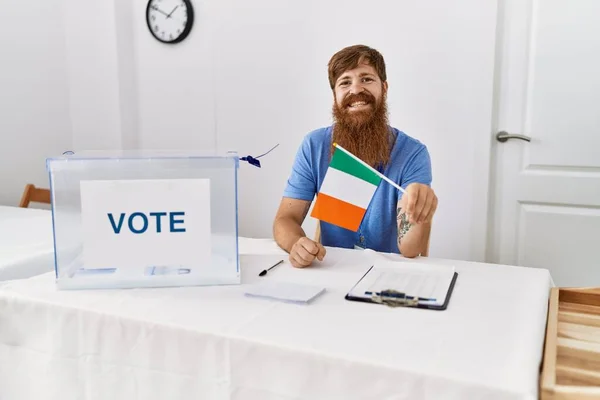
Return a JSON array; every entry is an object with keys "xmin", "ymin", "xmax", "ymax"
[{"xmin": 46, "ymin": 151, "xmax": 240, "ymax": 290}]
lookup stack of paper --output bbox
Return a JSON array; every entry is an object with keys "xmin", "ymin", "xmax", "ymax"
[{"xmin": 244, "ymin": 281, "xmax": 326, "ymax": 304}]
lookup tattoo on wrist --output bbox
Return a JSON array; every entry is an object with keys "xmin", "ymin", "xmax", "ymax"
[{"xmin": 397, "ymin": 206, "xmax": 412, "ymax": 245}]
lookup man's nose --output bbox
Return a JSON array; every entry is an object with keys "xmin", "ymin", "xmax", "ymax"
[{"xmin": 349, "ymin": 81, "xmax": 364, "ymax": 94}]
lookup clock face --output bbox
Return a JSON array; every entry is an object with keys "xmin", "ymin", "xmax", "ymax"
[{"xmin": 146, "ymin": 0, "xmax": 194, "ymax": 44}]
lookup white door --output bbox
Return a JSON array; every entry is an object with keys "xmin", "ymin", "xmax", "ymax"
[{"xmin": 488, "ymin": 0, "xmax": 600, "ymax": 287}]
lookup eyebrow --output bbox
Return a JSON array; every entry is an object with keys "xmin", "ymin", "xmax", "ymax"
[{"xmin": 337, "ymin": 72, "xmax": 377, "ymax": 82}]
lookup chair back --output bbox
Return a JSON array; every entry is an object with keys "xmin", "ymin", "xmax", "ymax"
[{"xmin": 19, "ymin": 184, "xmax": 51, "ymax": 208}]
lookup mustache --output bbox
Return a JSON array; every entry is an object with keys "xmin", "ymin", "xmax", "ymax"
[{"xmin": 342, "ymin": 91, "xmax": 376, "ymax": 108}]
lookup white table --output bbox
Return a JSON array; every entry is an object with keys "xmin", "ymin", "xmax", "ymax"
[
  {"xmin": 0, "ymin": 238, "xmax": 552, "ymax": 400},
  {"xmin": 0, "ymin": 205, "xmax": 55, "ymax": 281}
]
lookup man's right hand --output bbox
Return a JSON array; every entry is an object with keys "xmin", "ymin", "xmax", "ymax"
[{"xmin": 289, "ymin": 237, "xmax": 326, "ymax": 268}]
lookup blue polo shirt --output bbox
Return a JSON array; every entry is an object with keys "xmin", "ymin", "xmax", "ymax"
[{"xmin": 282, "ymin": 125, "xmax": 432, "ymax": 254}]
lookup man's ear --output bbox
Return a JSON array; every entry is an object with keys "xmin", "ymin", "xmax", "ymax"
[{"xmin": 383, "ymin": 81, "xmax": 389, "ymax": 93}]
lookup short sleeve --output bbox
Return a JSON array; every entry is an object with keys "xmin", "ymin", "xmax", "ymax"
[
  {"xmin": 400, "ymin": 145, "xmax": 432, "ymax": 188},
  {"xmin": 282, "ymin": 137, "xmax": 318, "ymax": 201}
]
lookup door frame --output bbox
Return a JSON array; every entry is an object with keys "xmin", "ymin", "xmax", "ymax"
[{"xmin": 481, "ymin": 0, "xmax": 534, "ymax": 264}]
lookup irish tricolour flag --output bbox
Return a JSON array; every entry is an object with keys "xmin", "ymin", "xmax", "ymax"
[{"xmin": 310, "ymin": 143, "xmax": 404, "ymax": 232}]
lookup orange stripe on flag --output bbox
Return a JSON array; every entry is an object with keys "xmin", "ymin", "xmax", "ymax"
[{"xmin": 311, "ymin": 192, "xmax": 366, "ymax": 232}]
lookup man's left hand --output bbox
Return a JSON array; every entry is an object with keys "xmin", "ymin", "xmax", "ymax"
[{"xmin": 400, "ymin": 183, "xmax": 438, "ymax": 225}]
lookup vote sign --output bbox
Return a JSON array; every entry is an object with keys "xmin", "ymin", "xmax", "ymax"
[{"xmin": 80, "ymin": 179, "xmax": 211, "ymax": 270}]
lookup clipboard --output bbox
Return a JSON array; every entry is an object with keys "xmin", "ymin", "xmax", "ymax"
[{"xmin": 344, "ymin": 265, "xmax": 459, "ymax": 310}]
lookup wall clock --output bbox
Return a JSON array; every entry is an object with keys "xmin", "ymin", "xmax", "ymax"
[{"xmin": 146, "ymin": 0, "xmax": 194, "ymax": 44}]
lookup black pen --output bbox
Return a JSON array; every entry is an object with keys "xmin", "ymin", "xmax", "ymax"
[{"xmin": 259, "ymin": 259, "xmax": 284, "ymax": 277}]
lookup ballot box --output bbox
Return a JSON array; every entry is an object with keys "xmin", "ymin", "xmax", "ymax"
[{"xmin": 46, "ymin": 150, "xmax": 240, "ymax": 290}]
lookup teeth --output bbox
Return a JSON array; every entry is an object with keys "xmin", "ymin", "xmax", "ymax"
[{"xmin": 350, "ymin": 101, "xmax": 367, "ymax": 107}]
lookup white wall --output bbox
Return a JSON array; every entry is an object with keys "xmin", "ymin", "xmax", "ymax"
[
  {"xmin": 133, "ymin": 0, "xmax": 216, "ymax": 151},
  {"xmin": 3, "ymin": 0, "xmax": 499, "ymax": 262},
  {"xmin": 62, "ymin": 0, "xmax": 139, "ymax": 151},
  {"xmin": 0, "ymin": 0, "xmax": 138, "ymax": 207},
  {"xmin": 130, "ymin": 0, "xmax": 498, "ymax": 261},
  {"xmin": 0, "ymin": 0, "xmax": 72, "ymax": 207}
]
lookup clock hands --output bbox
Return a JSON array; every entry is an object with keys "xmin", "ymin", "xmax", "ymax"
[
  {"xmin": 150, "ymin": 4, "xmax": 169, "ymax": 17},
  {"xmin": 150, "ymin": 4, "xmax": 183, "ymax": 23},
  {"xmin": 167, "ymin": 5, "xmax": 179, "ymax": 18},
  {"xmin": 148, "ymin": 0, "xmax": 192, "ymax": 43}
]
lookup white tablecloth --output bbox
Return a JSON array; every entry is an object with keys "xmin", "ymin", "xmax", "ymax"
[
  {"xmin": 0, "ymin": 206, "xmax": 55, "ymax": 281},
  {"xmin": 0, "ymin": 238, "xmax": 552, "ymax": 400}
]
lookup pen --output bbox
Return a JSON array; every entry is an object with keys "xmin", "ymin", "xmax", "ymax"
[{"xmin": 259, "ymin": 259, "xmax": 284, "ymax": 277}]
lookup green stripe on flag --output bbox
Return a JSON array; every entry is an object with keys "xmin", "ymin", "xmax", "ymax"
[{"xmin": 330, "ymin": 147, "xmax": 382, "ymax": 186}]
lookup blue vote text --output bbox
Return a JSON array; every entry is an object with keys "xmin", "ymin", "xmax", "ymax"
[{"xmin": 107, "ymin": 211, "xmax": 186, "ymax": 234}]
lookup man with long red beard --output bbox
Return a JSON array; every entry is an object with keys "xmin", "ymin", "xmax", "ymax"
[{"xmin": 273, "ymin": 45, "xmax": 438, "ymax": 268}]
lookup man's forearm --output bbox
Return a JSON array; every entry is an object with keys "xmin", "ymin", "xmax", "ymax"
[
  {"xmin": 399, "ymin": 222, "xmax": 430, "ymax": 258},
  {"xmin": 397, "ymin": 208, "xmax": 430, "ymax": 258},
  {"xmin": 273, "ymin": 217, "xmax": 306, "ymax": 253}
]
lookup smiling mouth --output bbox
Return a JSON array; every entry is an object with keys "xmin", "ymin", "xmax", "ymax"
[{"xmin": 348, "ymin": 101, "xmax": 370, "ymax": 109}]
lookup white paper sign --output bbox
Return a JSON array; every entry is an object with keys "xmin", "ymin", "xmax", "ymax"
[{"xmin": 80, "ymin": 179, "xmax": 211, "ymax": 269}]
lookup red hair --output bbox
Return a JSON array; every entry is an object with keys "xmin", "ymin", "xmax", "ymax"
[{"xmin": 327, "ymin": 45, "xmax": 387, "ymax": 90}]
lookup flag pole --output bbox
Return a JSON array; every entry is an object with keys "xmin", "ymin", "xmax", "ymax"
[{"xmin": 333, "ymin": 142, "xmax": 405, "ymax": 193}]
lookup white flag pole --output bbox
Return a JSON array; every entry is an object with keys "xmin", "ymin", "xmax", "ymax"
[{"xmin": 333, "ymin": 143, "xmax": 405, "ymax": 193}]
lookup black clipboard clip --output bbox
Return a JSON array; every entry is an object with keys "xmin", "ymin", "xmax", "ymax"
[{"xmin": 370, "ymin": 289, "xmax": 421, "ymax": 308}]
